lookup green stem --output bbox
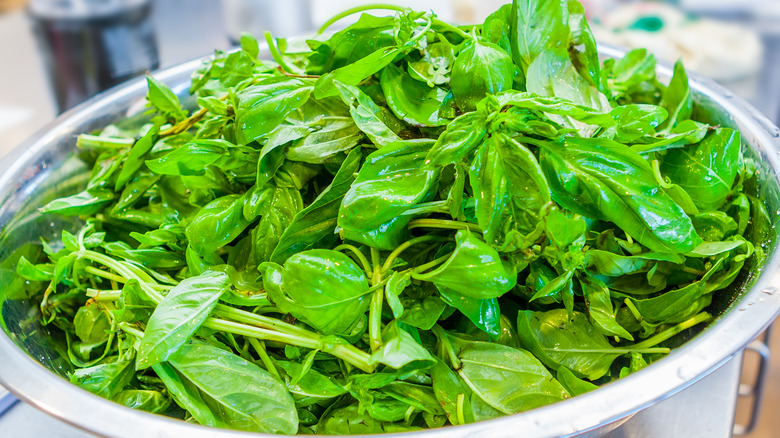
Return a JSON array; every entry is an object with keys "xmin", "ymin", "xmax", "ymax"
[
  {"xmin": 651, "ymin": 160, "xmax": 673, "ymax": 189},
  {"xmin": 86, "ymin": 289, "xmax": 122, "ymax": 301},
  {"xmin": 399, "ymin": 200, "xmax": 449, "ymax": 217},
  {"xmin": 433, "ymin": 325, "xmax": 461, "ymax": 369},
  {"xmin": 547, "ymin": 348, "xmax": 670, "ymax": 354},
  {"xmin": 204, "ymin": 318, "xmax": 374, "ymax": 373},
  {"xmin": 682, "ymin": 266, "xmax": 706, "ymax": 277},
  {"xmin": 319, "ymin": 4, "xmax": 405, "ymax": 34},
  {"xmin": 632, "ymin": 312, "xmax": 712, "ymax": 350},
  {"xmin": 118, "ymin": 322, "xmax": 145, "ymax": 339},
  {"xmin": 264, "ymin": 31, "xmax": 294, "ymax": 73},
  {"xmin": 213, "ymin": 304, "xmax": 319, "ymax": 341},
  {"xmin": 410, "ymin": 252, "xmax": 455, "ymax": 281},
  {"xmin": 381, "ymin": 235, "xmax": 447, "ymax": 273},
  {"xmin": 408, "ymin": 218, "xmax": 482, "ymax": 234},
  {"xmin": 76, "ymin": 134, "xmax": 135, "ymax": 149},
  {"xmin": 248, "ymin": 338, "xmax": 281, "ymax": 379},
  {"xmin": 369, "ymin": 247, "xmax": 383, "ymax": 352},
  {"xmin": 624, "ymin": 298, "xmax": 643, "ymax": 323},
  {"xmin": 84, "ymin": 266, "xmax": 127, "ymax": 284},
  {"xmin": 334, "ymin": 244, "xmax": 373, "ymax": 278},
  {"xmin": 80, "ymin": 250, "xmax": 164, "ymax": 303}
]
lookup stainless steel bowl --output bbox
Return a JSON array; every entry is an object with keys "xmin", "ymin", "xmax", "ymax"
[{"xmin": 1, "ymin": 46, "xmax": 779, "ymax": 438}]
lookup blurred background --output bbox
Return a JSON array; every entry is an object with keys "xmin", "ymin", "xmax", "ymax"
[{"xmin": 0, "ymin": 0, "xmax": 779, "ymax": 437}]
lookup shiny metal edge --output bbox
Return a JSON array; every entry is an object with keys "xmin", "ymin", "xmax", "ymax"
[{"xmin": 0, "ymin": 46, "xmax": 778, "ymax": 438}]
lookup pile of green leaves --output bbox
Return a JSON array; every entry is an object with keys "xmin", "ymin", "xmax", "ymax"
[{"xmin": 8, "ymin": 0, "xmax": 772, "ymax": 434}]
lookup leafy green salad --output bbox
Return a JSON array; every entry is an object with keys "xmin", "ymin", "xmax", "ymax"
[{"xmin": 7, "ymin": 0, "xmax": 772, "ymax": 434}]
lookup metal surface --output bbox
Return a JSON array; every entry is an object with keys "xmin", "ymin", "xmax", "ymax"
[
  {"xmin": 734, "ymin": 328, "xmax": 773, "ymax": 435},
  {"xmin": 0, "ymin": 387, "xmax": 17, "ymax": 416},
  {"xmin": 600, "ymin": 353, "xmax": 743, "ymax": 438},
  {"xmin": 0, "ymin": 46, "xmax": 779, "ymax": 438}
]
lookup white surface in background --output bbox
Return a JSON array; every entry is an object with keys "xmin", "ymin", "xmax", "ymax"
[{"xmin": 0, "ymin": 106, "xmax": 33, "ymax": 135}]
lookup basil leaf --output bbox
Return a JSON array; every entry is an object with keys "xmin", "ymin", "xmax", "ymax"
[
  {"xmin": 540, "ymin": 137, "xmax": 702, "ymax": 253},
  {"xmin": 136, "ymin": 271, "xmax": 229, "ymax": 369},
  {"xmin": 422, "ymin": 231, "xmax": 516, "ymax": 299},
  {"xmin": 450, "ymin": 36, "xmax": 514, "ymax": 111},
  {"xmin": 457, "ymin": 341, "xmax": 569, "ymax": 414},
  {"xmin": 661, "ymin": 128, "xmax": 741, "ymax": 211},
  {"xmin": 234, "ymin": 77, "xmax": 313, "ymax": 145},
  {"xmin": 154, "ymin": 343, "xmax": 298, "ymax": 433},
  {"xmin": 261, "ymin": 249, "xmax": 370, "ymax": 335}
]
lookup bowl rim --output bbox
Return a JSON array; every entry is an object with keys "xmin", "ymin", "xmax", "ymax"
[{"xmin": 0, "ymin": 45, "xmax": 779, "ymax": 438}]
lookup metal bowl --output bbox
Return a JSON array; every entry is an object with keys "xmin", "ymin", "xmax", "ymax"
[{"xmin": 1, "ymin": 46, "xmax": 779, "ymax": 438}]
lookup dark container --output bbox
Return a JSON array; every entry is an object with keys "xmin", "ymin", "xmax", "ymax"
[{"xmin": 28, "ymin": 0, "xmax": 159, "ymax": 113}]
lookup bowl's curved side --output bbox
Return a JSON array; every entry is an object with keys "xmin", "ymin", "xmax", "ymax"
[{"xmin": 0, "ymin": 47, "xmax": 779, "ymax": 438}]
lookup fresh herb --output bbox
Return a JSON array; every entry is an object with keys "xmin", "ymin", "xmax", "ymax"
[{"xmin": 5, "ymin": 0, "xmax": 768, "ymax": 434}]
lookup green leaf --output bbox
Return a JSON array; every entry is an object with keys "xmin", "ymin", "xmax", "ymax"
[
  {"xmin": 70, "ymin": 358, "xmax": 134, "ymax": 398},
  {"xmin": 457, "ymin": 341, "xmax": 569, "ymax": 414},
  {"xmin": 526, "ymin": 50, "xmax": 611, "ymax": 134},
  {"xmin": 518, "ymin": 309, "xmax": 623, "ymax": 380},
  {"xmin": 271, "ymin": 147, "xmax": 361, "ymax": 263},
  {"xmin": 276, "ymin": 361, "xmax": 347, "ymax": 403},
  {"xmin": 510, "ymin": 0, "xmax": 569, "ymax": 72},
  {"xmin": 318, "ymin": 403, "xmax": 420, "ymax": 434},
  {"xmin": 421, "ymin": 231, "xmax": 516, "ymax": 299},
  {"xmin": 451, "ymin": 35, "xmax": 514, "ymax": 112},
  {"xmin": 334, "ymin": 81, "xmax": 400, "ymax": 147},
  {"xmin": 113, "ymin": 390, "xmax": 171, "ymax": 414},
  {"xmin": 74, "ymin": 305, "xmax": 112, "ymax": 344},
  {"xmin": 469, "ymin": 134, "xmax": 550, "ymax": 249},
  {"xmin": 566, "ymin": 0, "xmax": 602, "ymax": 90},
  {"xmin": 579, "ymin": 274, "xmax": 633, "ymax": 340},
  {"xmin": 610, "ymin": 49, "xmax": 656, "ymax": 92},
  {"xmin": 250, "ymin": 185, "xmax": 304, "ymax": 264},
  {"xmin": 338, "ymin": 139, "xmax": 437, "ymax": 250},
  {"xmin": 186, "ymin": 195, "xmax": 252, "ymax": 256},
  {"xmin": 16, "ymin": 256, "xmax": 53, "ymax": 282},
  {"xmin": 408, "ymin": 38, "xmax": 455, "ymax": 86},
  {"xmin": 540, "ymin": 137, "xmax": 702, "ymax": 253},
  {"xmin": 287, "ymin": 117, "xmax": 362, "ymax": 163},
  {"xmin": 399, "ymin": 294, "xmax": 447, "ymax": 331},
  {"xmin": 234, "ymin": 77, "xmax": 314, "ymax": 145},
  {"xmin": 424, "ymin": 111, "xmax": 487, "ymax": 168},
  {"xmin": 661, "ymin": 128, "xmax": 741, "ymax": 211},
  {"xmin": 314, "ymin": 46, "xmax": 402, "ymax": 99},
  {"xmin": 40, "ymin": 189, "xmax": 115, "ymax": 216},
  {"xmin": 556, "ymin": 365, "xmax": 598, "ymax": 396},
  {"xmin": 102, "ymin": 241, "xmax": 184, "ymax": 269},
  {"xmin": 306, "ymin": 14, "xmax": 396, "ymax": 75},
  {"xmin": 369, "ymin": 321, "xmax": 436, "ymax": 372},
  {"xmin": 136, "ymin": 271, "xmax": 229, "ymax": 369},
  {"xmin": 261, "ymin": 249, "xmax": 370, "ymax": 335},
  {"xmin": 438, "ymin": 285, "xmax": 500, "ymax": 337},
  {"xmin": 146, "ymin": 75, "xmax": 187, "ymax": 123},
  {"xmin": 115, "ymin": 126, "xmax": 159, "ymax": 190},
  {"xmin": 496, "ymin": 91, "xmax": 615, "ymax": 127},
  {"xmin": 385, "ymin": 271, "xmax": 410, "ymax": 319},
  {"xmin": 154, "ymin": 343, "xmax": 298, "ymax": 433},
  {"xmin": 659, "ymin": 60, "xmax": 692, "ymax": 129},
  {"xmin": 430, "ymin": 359, "xmax": 476, "ymax": 425},
  {"xmin": 146, "ymin": 139, "xmax": 230, "ymax": 176},
  {"xmin": 381, "ymin": 63, "xmax": 449, "ymax": 126}
]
